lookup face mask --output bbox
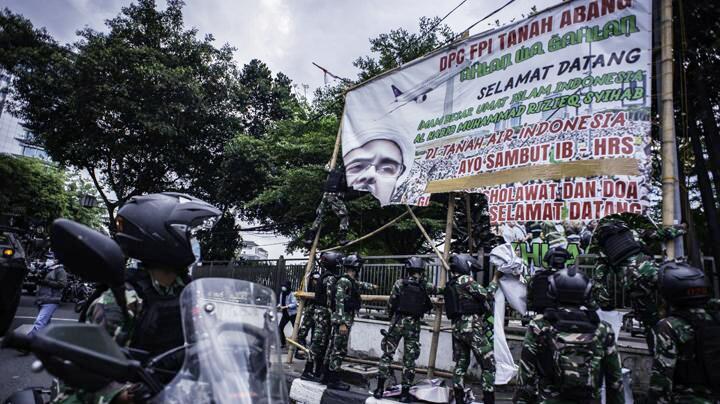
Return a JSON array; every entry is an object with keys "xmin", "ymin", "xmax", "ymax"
[{"xmin": 281, "ymin": 287, "xmax": 287, "ymax": 292}]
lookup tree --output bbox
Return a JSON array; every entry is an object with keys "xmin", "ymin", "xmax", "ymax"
[
  {"xmin": 0, "ymin": 1, "xmax": 242, "ymax": 230},
  {"xmin": 0, "ymin": 155, "xmax": 103, "ymax": 230}
]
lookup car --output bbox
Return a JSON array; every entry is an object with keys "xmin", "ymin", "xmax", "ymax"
[{"xmin": 0, "ymin": 231, "xmax": 29, "ymax": 334}]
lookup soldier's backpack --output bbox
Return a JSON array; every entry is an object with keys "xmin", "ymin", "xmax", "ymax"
[
  {"xmin": 595, "ymin": 222, "xmax": 641, "ymax": 266},
  {"xmin": 527, "ymin": 270, "xmax": 556, "ymax": 313},
  {"xmin": 542, "ymin": 308, "xmax": 601, "ymax": 401},
  {"xmin": 672, "ymin": 310, "xmax": 720, "ymax": 394}
]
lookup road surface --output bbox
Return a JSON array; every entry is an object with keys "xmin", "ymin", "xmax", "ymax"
[{"xmin": 0, "ymin": 295, "xmax": 77, "ymax": 400}]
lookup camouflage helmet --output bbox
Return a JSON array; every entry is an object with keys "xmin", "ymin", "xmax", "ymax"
[{"xmin": 659, "ymin": 261, "xmax": 710, "ymax": 308}]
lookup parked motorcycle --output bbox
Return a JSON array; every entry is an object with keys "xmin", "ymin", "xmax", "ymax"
[{"xmin": 3, "ymin": 219, "xmax": 288, "ymax": 403}]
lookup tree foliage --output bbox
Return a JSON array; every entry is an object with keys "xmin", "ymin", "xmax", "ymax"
[{"xmin": 0, "ymin": 155, "xmax": 103, "ymax": 230}]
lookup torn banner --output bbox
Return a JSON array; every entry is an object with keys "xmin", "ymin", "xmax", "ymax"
[{"xmin": 341, "ymin": 0, "xmax": 653, "ymax": 225}]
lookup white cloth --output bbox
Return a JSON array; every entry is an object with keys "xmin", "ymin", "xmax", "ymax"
[{"xmin": 493, "ymin": 287, "xmax": 518, "ymax": 384}]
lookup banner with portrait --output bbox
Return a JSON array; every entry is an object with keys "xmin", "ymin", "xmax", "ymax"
[{"xmin": 341, "ymin": 0, "xmax": 652, "ymax": 225}]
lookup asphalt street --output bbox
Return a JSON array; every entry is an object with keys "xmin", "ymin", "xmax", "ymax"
[{"xmin": 0, "ymin": 294, "xmax": 78, "ymax": 400}]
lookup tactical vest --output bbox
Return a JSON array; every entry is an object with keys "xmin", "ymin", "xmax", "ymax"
[
  {"xmin": 527, "ymin": 269, "xmax": 556, "ymax": 312},
  {"xmin": 331, "ymin": 275, "xmax": 361, "ymax": 313},
  {"xmin": 128, "ymin": 271, "xmax": 185, "ymax": 356},
  {"xmin": 596, "ymin": 223, "xmax": 641, "ymax": 266},
  {"xmin": 540, "ymin": 307, "xmax": 601, "ymax": 401},
  {"xmin": 313, "ymin": 272, "xmax": 335, "ymax": 307},
  {"xmin": 672, "ymin": 310, "xmax": 720, "ymax": 395},
  {"xmin": 396, "ymin": 279, "xmax": 432, "ymax": 317},
  {"xmin": 444, "ymin": 277, "xmax": 482, "ymax": 321}
]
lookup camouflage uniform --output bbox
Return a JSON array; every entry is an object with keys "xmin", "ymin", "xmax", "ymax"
[
  {"xmin": 515, "ymin": 309, "xmax": 624, "ymax": 404},
  {"xmin": 326, "ymin": 275, "xmax": 374, "ymax": 372},
  {"xmin": 310, "ymin": 193, "xmax": 349, "ymax": 235},
  {"xmin": 297, "ymin": 302, "xmax": 315, "ymax": 347},
  {"xmin": 591, "ymin": 253, "xmax": 660, "ymax": 348},
  {"xmin": 648, "ymin": 307, "xmax": 719, "ymax": 403},
  {"xmin": 449, "ymin": 274, "xmax": 496, "ymax": 392},
  {"xmin": 377, "ymin": 277, "xmax": 438, "ymax": 388},
  {"xmin": 56, "ymin": 275, "xmax": 185, "ymax": 404},
  {"xmin": 309, "ymin": 272, "xmax": 337, "ymax": 363}
]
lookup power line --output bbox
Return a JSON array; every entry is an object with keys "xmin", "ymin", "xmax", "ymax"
[
  {"xmin": 420, "ymin": 0, "xmax": 470, "ymax": 41},
  {"xmin": 443, "ymin": 0, "xmax": 517, "ymax": 46}
]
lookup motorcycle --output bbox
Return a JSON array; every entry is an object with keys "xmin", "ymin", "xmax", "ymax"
[{"xmin": 3, "ymin": 219, "xmax": 288, "ymax": 404}]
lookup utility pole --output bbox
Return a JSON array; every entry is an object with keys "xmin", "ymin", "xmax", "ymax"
[{"xmin": 660, "ymin": 0, "xmax": 682, "ymax": 259}]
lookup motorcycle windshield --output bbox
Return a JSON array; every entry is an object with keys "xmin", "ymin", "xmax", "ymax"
[{"xmin": 153, "ymin": 278, "xmax": 288, "ymax": 404}]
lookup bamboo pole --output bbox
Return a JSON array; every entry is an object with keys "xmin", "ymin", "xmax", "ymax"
[
  {"xmin": 288, "ymin": 116, "xmax": 345, "ymax": 363},
  {"xmin": 320, "ymin": 210, "xmax": 410, "ymax": 253},
  {"xmin": 426, "ymin": 194, "xmax": 455, "ymax": 378},
  {"xmin": 405, "ymin": 206, "xmax": 449, "ymax": 271},
  {"xmin": 660, "ymin": 0, "xmax": 678, "ymax": 259},
  {"xmin": 465, "ymin": 194, "xmax": 474, "ymax": 254}
]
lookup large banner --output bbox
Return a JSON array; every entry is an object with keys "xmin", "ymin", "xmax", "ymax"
[{"xmin": 341, "ymin": 0, "xmax": 652, "ymax": 224}]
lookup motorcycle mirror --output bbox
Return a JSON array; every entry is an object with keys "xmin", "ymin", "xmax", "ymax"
[{"xmin": 50, "ymin": 219, "xmax": 125, "ymax": 287}]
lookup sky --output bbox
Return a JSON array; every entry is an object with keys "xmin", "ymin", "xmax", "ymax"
[{"xmin": 1, "ymin": 0, "xmax": 558, "ymax": 258}]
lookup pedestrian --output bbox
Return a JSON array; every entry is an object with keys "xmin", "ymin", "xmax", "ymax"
[
  {"xmin": 321, "ymin": 253, "xmax": 376, "ymax": 390},
  {"xmin": 374, "ymin": 256, "xmax": 437, "ymax": 402},
  {"xmin": 277, "ymin": 280, "xmax": 298, "ymax": 349},
  {"xmin": 648, "ymin": 261, "xmax": 720, "ymax": 403},
  {"xmin": 301, "ymin": 251, "xmax": 344, "ymax": 381},
  {"xmin": 514, "ymin": 267, "xmax": 624, "ymax": 404},
  {"xmin": 29, "ymin": 258, "xmax": 67, "ymax": 336},
  {"xmin": 445, "ymin": 253, "xmax": 496, "ymax": 404}
]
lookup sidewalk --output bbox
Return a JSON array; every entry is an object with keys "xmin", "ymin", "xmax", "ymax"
[{"xmin": 282, "ymin": 353, "xmax": 516, "ymax": 403}]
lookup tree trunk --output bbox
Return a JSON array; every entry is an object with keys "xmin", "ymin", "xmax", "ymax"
[
  {"xmin": 677, "ymin": 143, "xmax": 702, "ymax": 266},
  {"xmin": 695, "ymin": 82, "xmax": 720, "ymax": 199},
  {"xmin": 689, "ymin": 119, "xmax": 720, "ymax": 278}
]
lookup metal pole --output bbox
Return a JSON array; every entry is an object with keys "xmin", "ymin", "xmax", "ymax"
[
  {"xmin": 427, "ymin": 194, "xmax": 456, "ymax": 378},
  {"xmin": 660, "ymin": 0, "xmax": 679, "ymax": 259}
]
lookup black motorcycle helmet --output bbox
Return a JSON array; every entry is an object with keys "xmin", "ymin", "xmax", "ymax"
[
  {"xmin": 548, "ymin": 267, "xmax": 593, "ymax": 306},
  {"xmin": 115, "ymin": 193, "xmax": 221, "ymax": 269},
  {"xmin": 343, "ymin": 253, "xmax": 363, "ymax": 273},
  {"xmin": 659, "ymin": 261, "xmax": 710, "ymax": 308},
  {"xmin": 448, "ymin": 253, "xmax": 481, "ymax": 275},
  {"xmin": 405, "ymin": 256, "xmax": 425, "ymax": 275},
  {"xmin": 543, "ymin": 247, "xmax": 572, "ymax": 270},
  {"xmin": 319, "ymin": 251, "xmax": 344, "ymax": 273}
]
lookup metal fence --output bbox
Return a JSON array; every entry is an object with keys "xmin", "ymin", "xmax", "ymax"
[{"xmin": 194, "ymin": 254, "xmax": 719, "ymax": 317}]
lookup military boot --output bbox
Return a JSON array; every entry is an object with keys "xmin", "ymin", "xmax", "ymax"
[
  {"xmin": 482, "ymin": 390, "xmax": 494, "ymax": 404},
  {"xmin": 453, "ymin": 387, "xmax": 465, "ymax": 404},
  {"xmin": 325, "ymin": 369, "xmax": 350, "ymax": 391},
  {"xmin": 398, "ymin": 385, "xmax": 412, "ymax": 402},
  {"xmin": 300, "ymin": 360, "xmax": 315, "ymax": 381},
  {"xmin": 373, "ymin": 377, "xmax": 386, "ymax": 399}
]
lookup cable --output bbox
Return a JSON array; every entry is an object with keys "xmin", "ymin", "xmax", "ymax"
[
  {"xmin": 443, "ymin": 0, "xmax": 517, "ymax": 46},
  {"xmin": 419, "ymin": 0, "xmax": 470, "ymax": 42}
]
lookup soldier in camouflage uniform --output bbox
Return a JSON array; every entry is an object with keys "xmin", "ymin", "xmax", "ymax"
[
  {"xmin": 58, "ymin": 193, "xmax": 221, "ymax": 404},
  {"xmin": 445, "ymin": 253, "xmax": 496, "ymax": 404},
  {"xmin": 321, "ymin": 253, "xmax": 376, "ymax": 390},
  {"xmin": 374, "ymin": 257, "xmax": 438, "ymax": 401},
  {"xmin": 306, "ymin": 167, "xmax": 350, "ymax": 246},
  {"xmin": 648, "ymin": 261, "xmax": 720, "ymax": 403},
  {"xmin": 301, "ymin": 252, "xmax": 344, "ymax": 381},
  {"xmin": 515, "ymin": 267, "xmax": 624, "ymax": 404},
  {"xmin": 589, "ymin": 217, "xmax": 685, "ymax": 352},
  {"xmin": 295, "ymin": 268, "xmax": 322, "ymax": 360}
]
